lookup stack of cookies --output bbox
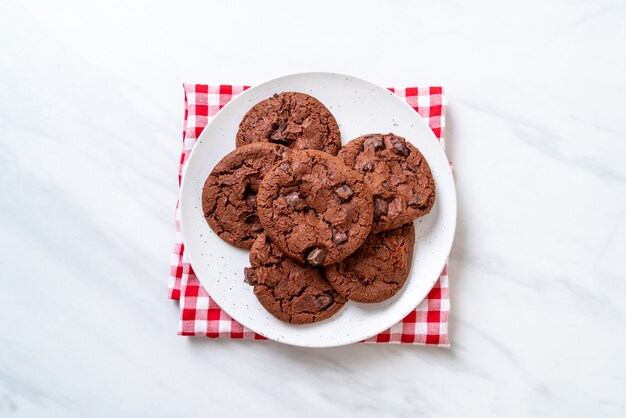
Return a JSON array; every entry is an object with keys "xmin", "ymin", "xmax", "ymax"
[{"xmin": 202, "ymin": 92, "xmax": 435, "ymax": 324}]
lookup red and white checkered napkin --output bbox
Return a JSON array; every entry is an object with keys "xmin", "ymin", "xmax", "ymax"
[{"xmin": 169, "ymin": 84, "xmax": 450, "ymax": 346}]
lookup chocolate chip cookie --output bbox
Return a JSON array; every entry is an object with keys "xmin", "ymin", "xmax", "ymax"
[
  {"xmin": 257, "ymin": 149, "xmax": 374, "ymax": 266},
  {"xmin": 236, "ymin": 92, "xmax": 341, "ymax": 155},
  {"xmin": 323, "ymin": 223, "xmax": 415, "ymax": 303},
  {"xmin": 245, "ymin": 234, "xmax": 346, "ymax": 324},
  {"xmin": 202, "ymin": 142, "xmax": 290, "ymax": 249},
  {"xmin": 338, "ymin": 133, "xmax": 435, "ymax": 233}
]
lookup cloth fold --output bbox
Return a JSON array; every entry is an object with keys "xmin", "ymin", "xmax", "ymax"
[{"xmin": 168, "ymin": 83, "xmax": 450, "ymax": 346}]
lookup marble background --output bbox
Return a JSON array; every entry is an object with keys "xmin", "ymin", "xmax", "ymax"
[{"xmin": 1, "ymin": 0, "xmax": 625, "ymax": 416}]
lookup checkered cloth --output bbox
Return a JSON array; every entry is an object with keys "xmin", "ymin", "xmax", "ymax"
[{"xmin": 169, "ymin": 83, "xmax": 450, "ymax": 346}]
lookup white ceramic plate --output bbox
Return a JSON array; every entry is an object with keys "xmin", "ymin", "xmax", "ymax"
[{"xmin": 180, "ymin": 72, "xmax": 456, "ymax": 347}]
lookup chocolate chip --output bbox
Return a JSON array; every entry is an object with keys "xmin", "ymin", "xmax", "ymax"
[
  {"xmin": 334, "ymin": 185, "xmax": 353, "ymax": 201},
  {"xmin": 361, "ymin": 161, "xmax": 373, "ymax": 172},
  {"xmin": 269, "ymin": 121, "xmax": 288, "ymax": 143},
  {"xmin": 409, "ymin": 192, "xmax": 422, "ymax": 207},
  {"xmin": 250, "ymin": 223, "xmax": 264, "ymax": 232},
  {"xmin": 363, "ymin": 135, "xmax": 384, "ymax": 150},
  {"xmin": 278, "ymin": 162, "xmax": 291, "ymax": 172},
  {"xmin": 382, "ymin": 181, "xmax": 391, "ymax": 191},
  {"xmin": 374, "ymin": 198, "xmax": 388, "ymax": 219},
  {"xmin": 315, "ymin": 294, "xmax": 332, "ymax": 309},
  {"xmin": 306, "ymin": 248, "xmax": 325, "ymax": 266},
  {"xmin": 285, "ymin": 192, "xmax": 304, "ymax": 211},
  {"xmin": 285, "ymin": 192, "xmax": 300, "ymax": 206},
  {"xmin": 387, "ymin": 198, "xmax": 402, "ymax": 218},
  {"xmin": 244, "ymin": 267, "xmax": 257, "ymax": 285},
  {"xmin": 269, "ymin": 133, "xmax": 288, "ymax": 143},
  {"xmin": 244, "ymin": 214, "xmax": 259, "ymax": 224},
  {"xmin": 359, "ymin": 277, "xmax": 372, "ymax": 286},
  {"xmin": 269, "ymin": 136, "xmax": 289, "ymax": 145},
  {"xmin": 332, "ymin": 228, "xmax": 348, "ymax": 244},
  {"xmin": 391, "ymin": 138, "xmax": 410, "ymax": 156}
]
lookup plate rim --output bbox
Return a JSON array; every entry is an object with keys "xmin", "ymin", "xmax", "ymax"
[{"xmin": 179, "ymin": 71, "xmax": 457, "ymax": 347}]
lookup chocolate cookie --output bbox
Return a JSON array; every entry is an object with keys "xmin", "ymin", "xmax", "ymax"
[
  {"xmin": 338, "ymin": 133, "xmax": 435, "ymax": 233},
  {"xmin": 245, "ymin": 234, "xmax": 346, "ymax": 324},
  {"xmin": 257, "ymin": 149, "xmax": 374, "ymax": 266},
  {"xmin": 323, "ymin": 223, "xmax": 415, "ymax": 303},
  {"xmin": 202, "ymin": 143, "xmax": 290, "ymax": 249},
  {"xmin": 236, "ymin": 92, "xmax": 341, "ymax": 155}
]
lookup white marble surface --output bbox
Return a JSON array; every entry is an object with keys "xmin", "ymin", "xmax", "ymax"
[{"xmin": 1, "ymin": 0, "xmax": 625, "ymax": 416}]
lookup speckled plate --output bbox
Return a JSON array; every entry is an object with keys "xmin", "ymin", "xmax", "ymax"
[{"xmin": 180, "ymin": 72, "xmax": 456, "ymax": 347}]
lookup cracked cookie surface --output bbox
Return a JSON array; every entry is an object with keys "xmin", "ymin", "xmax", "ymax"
[
  {"xmin": 202, "ymin": 142, "xmax": 290, "ymax": 249},
  {"xmin": 323, "ymin": 223, "xmax": 415, "ymax": 303},
  {"xmin": 245, "ymin": 234, "xmax": 346, "ymax": 324},
  {"xmin": 236, "ymin": 92, "xmax": 341, "ymax": 155},
  {"xmin": 338, "ymin": 133, "xmax": 435, "ymax": 233},
  {"xmin": 257, "ymin": 150, "xmax": 374, "ymax": 266}
]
